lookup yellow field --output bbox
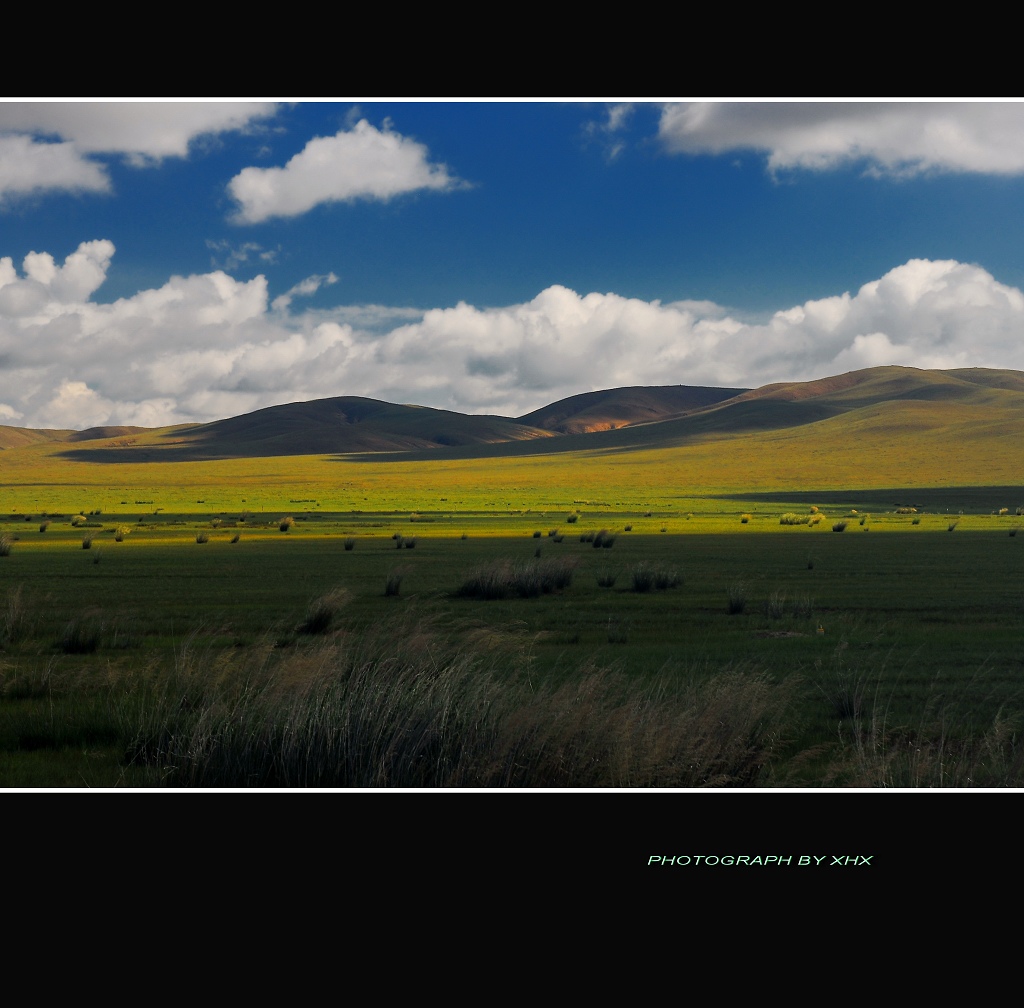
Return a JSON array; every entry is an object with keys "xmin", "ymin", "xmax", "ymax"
[{"xmin": 2, "ymin": 395, "xmax": 1022, "ymax": 518}]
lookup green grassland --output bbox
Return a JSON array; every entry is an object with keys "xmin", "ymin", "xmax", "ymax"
[{"xmin": 2, "ymin": 366, "xmax": 1023, "ymax": 787}]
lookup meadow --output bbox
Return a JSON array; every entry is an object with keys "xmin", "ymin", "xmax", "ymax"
[
  {"xmin": 4, "ymin": 367, "xmax": 1024, "ymax": 787},
  {"xmin": 2, "ymin": 483, "xmax": 1022, "ymax": 788}
]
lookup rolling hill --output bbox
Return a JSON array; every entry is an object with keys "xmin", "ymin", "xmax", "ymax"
[{"xmin": 1, "ymin": 366, "xmax": 1022, "ymax": 470}]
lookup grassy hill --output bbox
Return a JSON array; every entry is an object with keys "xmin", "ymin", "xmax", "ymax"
[
  {"xmin": 0, "ymin": 366, "xmax": 1021, "ymax": 513},
  {"xmin": 516, "ymin": 385, "xmax": 746, "ymax": 433}
]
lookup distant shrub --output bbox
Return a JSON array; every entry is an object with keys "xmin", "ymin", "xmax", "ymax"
[
  {"xmin": 1010, "ymin": 528, "xmax": 1019, "ymax": 537},
  {"xmin": 552, "ymin": 534, "xmax": 564, "ymax": 543},
  {"xmin": 532, "ymin": 531, "xmax": 542, "ymax": 538},
  {"xmin": 896, "ymin": 507, "xmax": 918, "ymax": 514},
  {"xmin": 0, "ymin": 534, "xmax": 11, "ymax": 557},
  {"xmin": 82, "ymin": 535, "xmax": 93, "ymax": 550},
  {"xmin": 653, "ymin": 569, "xmax": 681, "ymax": 590},
  {"xmin": 71, "ymin": 514, "xmax": 87, "ymax": 527},
  {"xmin": 832, "ymin": 522, "xmax": 848, "ymax": 532},
  {"xmin": 58, "ymin": 617, "xmax": 100, "ymax": 654},
  {"xmin": 195, "ymin": 532, "xmax": 209, "ymax": 543},
  {"xmin": 859, "ymin": 515, "xmax": 867, "ymax": 526},
  {"xmin": 566, "ymin": 514, "xmax": 578, "ymax": 524},
  {"xmin": 404, "ymin": 537, "xmax": 418, "ymax": 549},
  {"xmin": 740, "ymin": 514, "xmax": 752, "ymax": 524},
  {"xmin": 948, "ymin": 521, "xmax": 959, "ymax": 532},
  {"xmin": 230, "ymin": 533, "xmax": 240, "ymax": 544},
  {"xmin": 630, "ymin": 565, "xmax": 655, "ymax": 593},
  {"xmin": 298, "ymin": 589, "xmax": 350, "ymax": 635},
  {"xmin": 456, "ymin": 557, "xmax": 579, "ymax": 600},
  {"xmin": 596, "ymin": 572, "xmax": 617, "ymax": 588},
  {"xmin": 592, "ymin": 529, "xmax": 612, "ymax": 548},
  {"xmin": 727, "ymin": 582, "xmax": 748, "ymax": 614},
  {"xmin": 279, "ymin": 517, "xmax": 295, "ymax": 532},
  {"xmin": 114, "ymin": 526, "xmax": 130, "ymax": 542},
  {"xmin": 623, "ymin": 524, "xmax": 632, "ymax": 532},
  {"xmin": 780, "ymin": 513, "xmax": 810, "ymax": 526},
  {"xmin": 912, "ymin": 517, "xmax": 921, "ymax": 525},
  {"xmin": 384, "ymin": 570, "xmax": 404, "ymax": 597},
  {"xmin": 763, "ymin": 590, "xmax": 786, "ymax": 619},
  {"xmin": 38, "ymin": 521, "xmax": 50, "ymax": 532},
  {"xmin": 791, "ymin": 594, "xmax": 814, "ymax": 619},
  {"xmin": 344, "ymin": 537, "xmax": 356, "ymax": 551},
  {"xmin": 606, "ymin": 620, "xmax": 628, "ymax": 644}
]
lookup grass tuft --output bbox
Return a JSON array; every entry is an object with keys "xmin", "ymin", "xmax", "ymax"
[
  {"xmin": 58, "ymin": 616, "xmax": 101, "ymax": 655},
  {"xmin": 456, "ymin": 556, "xmax": 579, "ymax": 600},
  {"xmin": 727, "ymin": 582, "xmax": 748, "ymax": 615}
]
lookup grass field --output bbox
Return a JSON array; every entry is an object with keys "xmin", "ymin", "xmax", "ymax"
[
  {"xmin": 2, "ymin": 493, "xmax": 1022, "ymax": 788},
  {"xmin": 3, "ymin": 367, "xmax": 1023, "ymax": 787}
]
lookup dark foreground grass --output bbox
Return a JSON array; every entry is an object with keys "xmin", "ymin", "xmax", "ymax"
[
  {"xmin": 119, "ymin": 611, "xmax": 798, "ymax": 788},
  {"xmin": 2, "ymin": 604, "xmax": 1022, "ymax": 788}
]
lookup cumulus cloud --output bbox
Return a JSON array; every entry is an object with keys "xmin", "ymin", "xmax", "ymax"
[
  {"xmin": 227, "ymin": 118, "xmax": 463, "ymax": 223},
  {"xmin": 0, "ymin": 134, "xmax": 110, "ymax": 203},
  {"xmin": 657, "ymin": 102, "xmax": 1024, "ymax": 176},
  {"xmin": 0, "ymin": 102, "xmax": 279, "ymax": 202},
  {"xmin": 2, "ymin": 242, "xmax": 1024, "ymax": 429}
]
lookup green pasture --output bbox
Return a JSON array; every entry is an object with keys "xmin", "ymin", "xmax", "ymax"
[
  {"xmin": 1, "ymin": 421, "xmax": 1023, "ymax": 786},
  {"xmin": 1, "ymin": 498, "xmax": 1022, "ymax": 787}
]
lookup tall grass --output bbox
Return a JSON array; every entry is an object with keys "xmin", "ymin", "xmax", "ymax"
[
  {"xmin": 120, "ymin": 611, "xmax": 799, "ymax": 788},
  {"xmin": 819, "ymin": 667, "xmax": 1024, "ymax": 788}
]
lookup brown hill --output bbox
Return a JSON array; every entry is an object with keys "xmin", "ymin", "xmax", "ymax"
[
  {"xmin": 0, "ymin": 426, "xmax": 75, "ymax": 450},
  {"xmin": 10, "ymin": 366, "xmax": 1024, "ymax": 465},
  {"xmin": 517, "ymin": 385, "xmax": 747, "ymax": 434},
  {"xmin": 139, "ymin": 396, "xmax": 555, "ymax": 458}
]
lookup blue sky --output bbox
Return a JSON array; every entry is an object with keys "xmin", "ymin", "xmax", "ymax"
[{"xmin": 3, "ymin": 100, "xmax": 1024, "ymax": 429}]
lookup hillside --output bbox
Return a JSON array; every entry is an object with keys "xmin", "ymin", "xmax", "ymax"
[
  {"xmin": 2, "ymin": 366, "xmax": 1021, "ymax": 469},
  {"xmin": 517, "ymin": 385, "xmax": 746, "ymax": 433}
]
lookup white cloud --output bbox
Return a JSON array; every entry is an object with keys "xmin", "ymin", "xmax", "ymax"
[
  {"xmin": 0, "ymin": 134, "xmax": 110, "ymax": 203},
  {"xmin": 0, "ymin": 102, "xmax": 279, "ymax": 160},
  {"xmin": 3, "ymin": 242, "xmax": 1024, "ymax": 429},
  {"xmin": 206, "ymin": 239, "xmax": 281, "ymax": 271},
  {"xmin": 0, "ymin": 102, "xmax": 279, "ymax": 202},
  {"xmin": 657, "ymin": 102, "xmax": 1024, "ymax": 176},
  {"xmin": 270, "ymin": 273, "xmax": 339, "ymax": 311},
  {"xmin": 227, "ymin": 118, "xmax": 463, "ymax": 223}
]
